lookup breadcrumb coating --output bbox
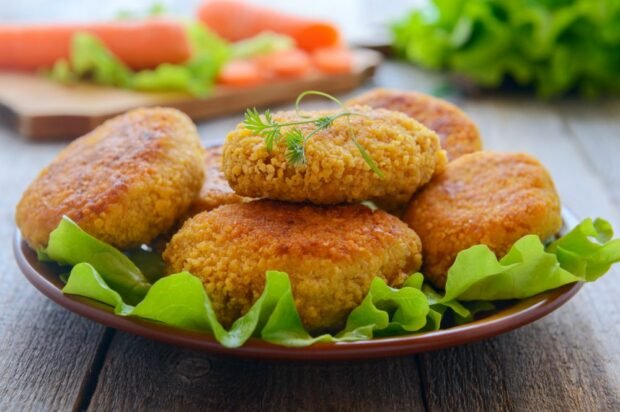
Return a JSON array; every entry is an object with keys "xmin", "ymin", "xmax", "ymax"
[
  {"xmin": 16, "ymin": 107, "xmax": 204, "ymax": 249},
  {"xmin": 163, "ymin": 200, "xmax": 423, "ymax": 332},
  {"xmin": 404, "ymin": 152, "xmax": 562, "ymax": 288},
  {"xmin": 188, "ymin": 145, "xmax": 248, "ymax": 215},
  {"xmin": 347, "ymin": 88, "xmax": 482, "ymax": 161},
  {"xmin": 222, "ymin": 107, "xmax": 447, "ymax": 207}
]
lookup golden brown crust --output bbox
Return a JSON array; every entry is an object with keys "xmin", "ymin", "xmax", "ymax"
[
  {"xmin": 347, "ymin": 88, "xmax": 482, "ymax": 161},
  {"xmin": 163, "ymin": 200, "xmax": 423, "ymax": 331},
  {"xmin": 403, "ymin": 151, "xmax": 562, "ymax": 288},
  {"xmin": 188, "ymin": 145, "xmax": 248, "ymax": 215},
  {"xmin": 222, "ymin": 107, "xmax": 447, "ymax": 208},
  {"xmin": 16, "ymin": 107, "xmax": 204, "ymax": 249}
]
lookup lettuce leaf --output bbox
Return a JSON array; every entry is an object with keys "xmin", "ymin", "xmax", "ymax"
[
  {"xmin": 48, "ymin": 23, "xmax": 229, "ymax": 96},
  {"xmin": 44, "ymin": 217, "xmax": 150, "ymax": 305},
  {"xmin": 442, "ymin": 218, "xmax": 620, "ymax": 302},
  {"xmin": 61, "ymin": 262, "xmax": 431, "ymax": 347},
  {"xmin": 46, "ymin": 216, "xmax": 620, "ymax": 347},
  {"xmin": 342, "ymin": 275, "xmax": 430, "ymax": 338},
  {"xmin": 63, "ymin": 263, "xmax": 133, "ymax": 315},
  {"xmin": 392, "ymin": 0, "xmax": 620, "ymax": 97},
  {"xmin": 548, "ymin": 218, "xmax": 620, "ymax": 280},
  {"xmin": 63, "ymin": 264, "xmax": 294, "ymax": 347},
  {"xmin": 124, "ymin": 247, "xmax": 166, "ymax": 283},
  {"xmin": 130, "ymin": 23, "xmax": 230, "ymax": 95},
  {"xmin": 49, "ymin": 33, "xmax": 132, "ymax": 87}
]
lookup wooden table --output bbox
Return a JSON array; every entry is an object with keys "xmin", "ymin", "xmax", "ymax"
[{"xmin": 1, "ymin": 61, "xmax": 619, "ymax": 411}]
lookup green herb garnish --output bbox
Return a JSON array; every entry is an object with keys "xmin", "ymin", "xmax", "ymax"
[{"xmin": 243, "ymin": 91, "xmax": 384, "ymax": 177}]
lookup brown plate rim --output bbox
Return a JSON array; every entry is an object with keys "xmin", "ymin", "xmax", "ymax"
[{"xmin": 13, "ymin": 211, "xmax": 583, "ymax": 361}]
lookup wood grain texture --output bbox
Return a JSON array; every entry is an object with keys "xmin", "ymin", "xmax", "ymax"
[
  {"xmin": 87, "ymin": 332, "xmax": 425, "ymax": 412},
  {"xmin": 419, "ymin": 295, "xmax": 620, "ymax": 411},
  {"xmin": 557, "ymin": 100, "xmax": 620, "ymax": 208},
  {"xmin": 0, "ymin": 129, "xmax": 109, "ymax": 411}
]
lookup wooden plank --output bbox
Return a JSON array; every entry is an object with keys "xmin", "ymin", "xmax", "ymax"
[
  {"xmin": 557, "ymin": 100, "xmax": 620, "ymax": 208},
  {"xmin": 420, "ymin": 312, "xmax": 620, "ymax": 411},
  {"xmin": 87, "ymin": 332, "xmax": 426, "ymax": 412},
  {"xmin": 417, "ymin": 97, "xmax": 620, "ymax": 411},
  {"xmin": 0, "ymin": 129, "xmax": 110, "ymax": 411},
  {"xmin": 0, "ymin": 49, "xmax": 381, "ymax": 140}
]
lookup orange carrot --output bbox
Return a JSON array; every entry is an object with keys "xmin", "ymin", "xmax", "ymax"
[
  {"xmin": 198, "ymin": 0, "xmax": 340, "ymax": 52},
  {"xmin": 0, "ymin": 20, "xmax": 191, "ymax": 71},
  {"xmin": 217, "ymin": 60, "xmax": 264, "ymax": 86},
  {"xmin": 254, "ymin": 49, "xmax": 311, "ymax": 78},
  {"xmin": 312, "ymin": 47, "xmax": 353, "ymax": 74}
]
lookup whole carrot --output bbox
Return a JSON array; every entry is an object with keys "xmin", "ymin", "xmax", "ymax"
[
  {"xmin": 198, "ymin": 0, "xmax": 340, "ymax": 52},
  {"xmin": 0, "ymin": 19, "xmax": 191, "ymax": 71}
]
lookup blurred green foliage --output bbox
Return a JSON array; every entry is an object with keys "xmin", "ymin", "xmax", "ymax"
[{"xmin": 392, "ymin": 0, "xmax": 620, "ymax": 97}]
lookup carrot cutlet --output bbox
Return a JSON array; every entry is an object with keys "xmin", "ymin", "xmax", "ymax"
[
  {"xmin": 347, "ymin": 88, "xmax": 482, "ymax": 161},
  {"xmin": 188, "ymin": 145, "xmax": 248, "ymax": 215},
  {"xmin": 163, "ymin": 200, "xmax": 423, "ymax": 332},
  {"xmin": 403, "ymin": 151, "xmax": 562, "ymax": 288},
  {"xmin": 222, "ymin": 106, "xmax": 447, "ymax": 208},
  {"xmin": 16, "ymin": 107, "xmax": 204, "ymax": 249}
]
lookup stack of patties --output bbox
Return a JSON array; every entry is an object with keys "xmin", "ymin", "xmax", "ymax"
[
  {"xmin": 164, "ymin": 88, "xmax": 562, "ymax": 333},
  {"xmin": 164, "ymin": 102, "xmax": 446, "ymax": 333}
]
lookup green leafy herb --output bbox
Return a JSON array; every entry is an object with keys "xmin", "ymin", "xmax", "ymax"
[
  {"xmin": 392, "ymin": 0, "xmax": 620, "ymax": 98},
  {"xmin": 243, "ymin": 91, "xmax": 383, "ymax": 176},
  {"xmin": 284, "ymin": 128, "xmax": 306, "ymax": 164}
]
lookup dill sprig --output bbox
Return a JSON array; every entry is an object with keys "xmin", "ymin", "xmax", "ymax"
[{"xmin": 242, "ymin": 91, "xmax": 384, "ymax": 177}]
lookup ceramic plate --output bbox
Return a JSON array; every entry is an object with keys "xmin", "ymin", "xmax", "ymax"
[{"xmin": 13, "ymin": 211, "xmax": 582, "ymax": 361}]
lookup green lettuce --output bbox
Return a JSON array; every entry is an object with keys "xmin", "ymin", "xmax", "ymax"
[
  {"xmin": 442, "ymin": 219, "xmax": 620, "ymax": 302},
  {"xmin": 60, "ymin": 262, "xmax": 432, "ymax": 348},
  {"xmin": 341, "ymin": 275, "xmax": 430, "ymax": 338},
  {"xmin": 48, "ymin": 23, "xmax": 230, "ymax": 96},
  {"xmin": 45, "ymin": 216, "xmax": 620, "ymax": 347},
  {"xmin": 43, "ymin": 217, "xmax": 150, "ymax": 305},
  {"xmin": 392, "ymin": 0, "xmax": 620, "ymax": 97}
]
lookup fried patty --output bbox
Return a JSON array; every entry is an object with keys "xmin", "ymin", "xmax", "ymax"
[
  {"xmin": 222, "ymin": 106, "xmax": 447, "ymax": 208},
  {"xmin": 163, "ymin": 200, "xmax": 423, "ymax": 332},
  {"xmin": 188, "ymin": 145, "xmax": 248, "ymax": 215},
  {"xmin": 346, "ymin": 88, "xmax": 482, "ymax": 161},
  {"xmin": 16, "ymin": 107, "xmax": 204, "ymax": 250},
  {"xmin": 404, "ymin": 151, "xmax": 562, "ymax": 288}
]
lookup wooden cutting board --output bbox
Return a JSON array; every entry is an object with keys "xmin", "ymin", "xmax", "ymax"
[{"xmin": 0, "ymin": 49, "xmax": 381, "ymax": 140}]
